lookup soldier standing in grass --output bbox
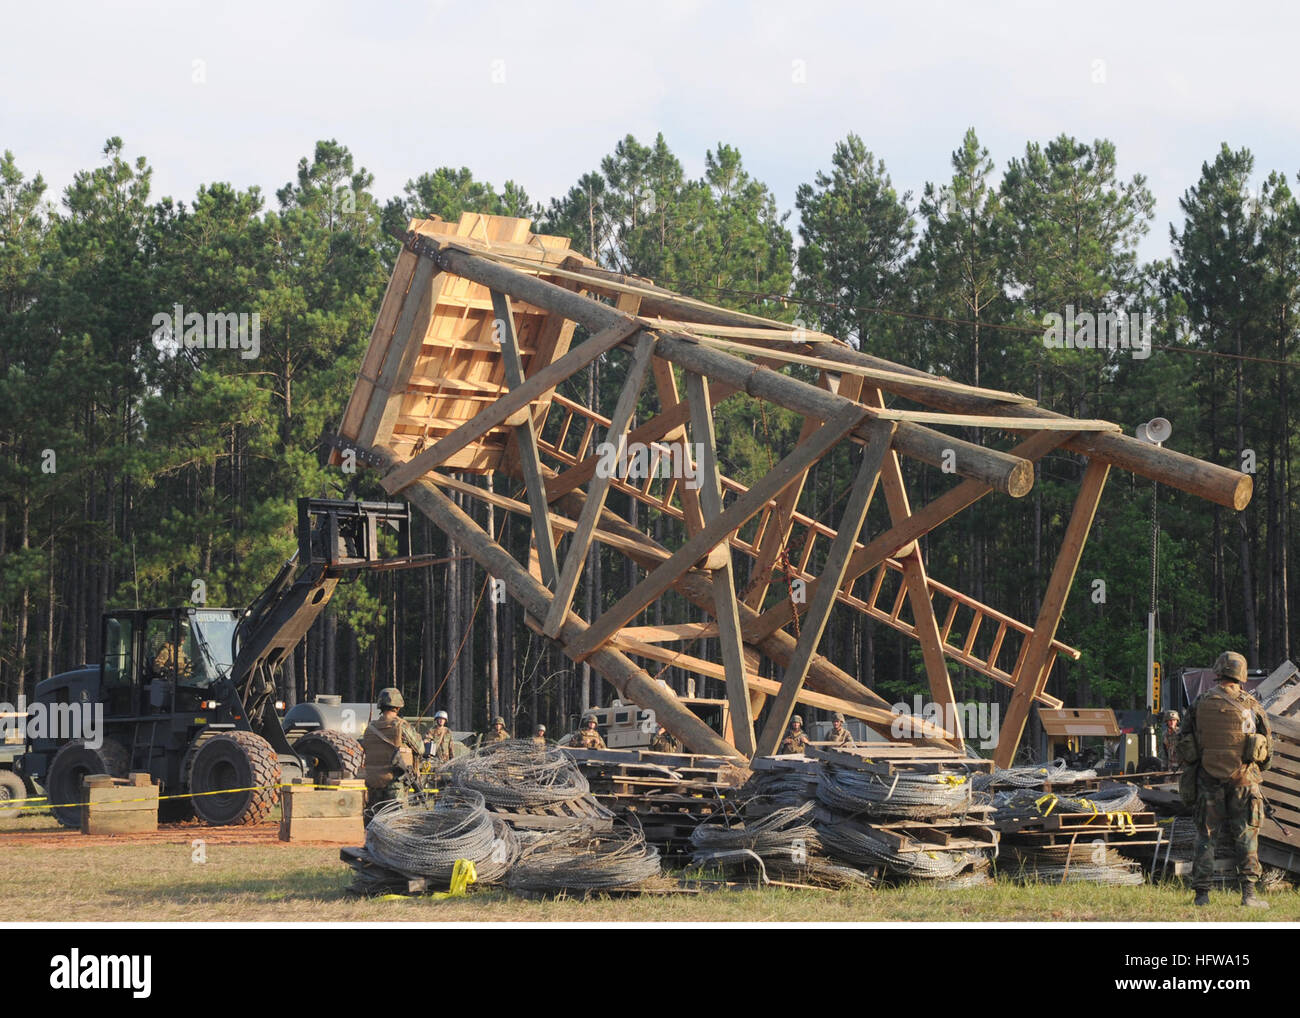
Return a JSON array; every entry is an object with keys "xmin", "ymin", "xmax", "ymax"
[
  {"xmin": 827, "ymin": 713, "xmax": 855, "ymax": 748},
  {"xmin": 485, "ymin": 716, "xmax": 510, "ymax": 744},
  {"xmin": 570, "ymin": 714, "xmax": 607, "ymax": 750},
  {"xmin": 361, "ymin": 687, "xmax": 425, "ymax": 824},
  {"xmin": 1177, "ymin": 651, "xmax": 1273, "ymax": 908},
  {"xmin": 780, "ymin": 715, "xmax": 810, "ymax": 754}
]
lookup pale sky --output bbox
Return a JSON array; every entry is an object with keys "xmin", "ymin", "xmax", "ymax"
[{"xmin": 4, "ymin": 0, "xmax": 1298, "ymax": 263}]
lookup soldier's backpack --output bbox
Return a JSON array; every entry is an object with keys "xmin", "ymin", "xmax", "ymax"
[{"xmin": 1194, "ymin": 686, "xmax": 1252, "ymax": 781}]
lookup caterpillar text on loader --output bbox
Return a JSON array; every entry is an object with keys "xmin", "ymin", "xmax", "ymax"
[{"xmin": 21, "ymin": 498, "xmax": 414, "ymax": 827}]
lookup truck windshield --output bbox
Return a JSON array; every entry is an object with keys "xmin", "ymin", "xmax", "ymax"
[{"xmin": 187, "ymin": 611, "xmax": 239, "ymax": 686}]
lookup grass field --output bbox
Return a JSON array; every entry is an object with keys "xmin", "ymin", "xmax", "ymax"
[{"xmin": 3, "ymin": 814, "xmax": 1297, "ymax": 923}]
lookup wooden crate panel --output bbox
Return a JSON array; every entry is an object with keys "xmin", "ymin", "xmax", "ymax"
[{"xmin": 335, "ymin": 213, "xmax": 579, "ymax": 473}]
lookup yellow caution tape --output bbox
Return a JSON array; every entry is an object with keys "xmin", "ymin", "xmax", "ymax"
[
  {"xmin": 429, "ymin": 858, "xmax": 477, "ymax": 900},
  {"xmin": 937, "ymin": 774, "xmax": 967, "ymax": 787},
  {"xmin": 5, "ymin": 781, "xmax": 356, "ymax": 812}
]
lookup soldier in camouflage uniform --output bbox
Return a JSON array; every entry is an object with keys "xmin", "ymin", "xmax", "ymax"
[
  {"xmin": 532, "ymin": 724, "xmax": 547, "ymax": 748},
  {"xmin": 828, "ymin": 713, "xmax": 855, "ymax": 748},
  {"xmin": 1162, "ymin": 710, "xmax": 1181, "ymax": 769},
  {"xmin": 649, "ymin": 724, "xmax": 680, "ymax": 754},
  {"xmin": 570, "ymin": 714, "xmax": 607, "ymax": 750},
  {"xmin": 780, "ymin": 715, "xmax": 810, "ymax": 754},
  {"xmin": 424, "ymin": 710, "xmax": 455, "ymax": 763},
  {"xmin": 485, "ymin": 716, "xmax": 511, "ymax": 744},
  {"xmin": 1178, "ymin": 651, "xmax": 1273, "ymax": 908},
  {"xmin": 361, "ymin": 687, "xmax": 425, "ymax": 824}
]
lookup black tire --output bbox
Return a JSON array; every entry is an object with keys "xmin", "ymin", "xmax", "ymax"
[
  {"xmin": 45, "ymin": 738, "xmax": 130, "ymax": 828},
  {"xmin": 0, "ymin": 770, "xmax": 27, "ymax": 817},
  {"xmin": 292, "ymin": 729, "xmax": 364, "ymax": 782},
  {"xmin": 185, "ymin": 731, "xmax": 281, "ymax": 826},
  {"xmin": 157, "ymin": 794, "xmax": 196, "ymax": 824}
]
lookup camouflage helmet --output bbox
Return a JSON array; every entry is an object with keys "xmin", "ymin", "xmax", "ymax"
[
  {"xmin": 1166, "ymin": 709, "xmax": 1181, "ymax": 722},
  {"xmin": 494, "ymin": 716, "xmax": 506, "ymax": 726},
  {"xmin": 582, "ymin": 714, "xmax": 598, "ymax": 726},
  {"xmin": 377, "ymin": 687, "xmax": 404, "ymax": 710},
  {"xmin": 832, "ymin": 712, "xmax": 845, "ymax": 723},
  {"xmin": 1214, "ymin": 651, "xmax": 1248, "ymax": 682},
  {"xmin": 792, "ymin": 715, "xmax": 803, "ymax": 726},
  {"xmin": 536, "ymin": 724, "xmax": 547, "ymax": 734},
  {"xmin": 433, "ymin": 710, "xmax": 449, "ymax": 722}
]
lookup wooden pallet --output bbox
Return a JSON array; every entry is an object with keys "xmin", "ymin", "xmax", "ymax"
[
  {"xmin": 806, "ymin": 746, "xmax": 994, "ymax": 776},
  {"xmin": 334, "ymin": 214, "xmax": 580, "ymax": 474},
  {"xmin": 997, "ymin": 810, "xmax": 1158, "ymax": 835}
]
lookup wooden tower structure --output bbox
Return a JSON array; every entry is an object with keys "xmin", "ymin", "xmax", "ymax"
[{"xmin": 334, "ymin": 213, "xmax": 1253, "ymax": 765}]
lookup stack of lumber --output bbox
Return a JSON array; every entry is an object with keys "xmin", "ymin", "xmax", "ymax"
[
  {"xmin": 1259, "ymin": 712, "xmax": 1300, "ymax": 874},
  {"xmin": 80, "ymin": 772, "xmax": 158, "ymax": 835},
  {"xmin": 280, "ymin": 778, "xmax": 365, "ymax": 844},
  {"xmin": 564, "ymin": 747, "xmax": 747, "ymax": 861},
  {"xmin": 744, "ymin": 744, "xmax": 997, "ymax": 883}
]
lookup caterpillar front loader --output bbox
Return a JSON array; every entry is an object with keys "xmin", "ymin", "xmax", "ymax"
[{"xmin": 21, "ymin": 498, "xmax": 414, "ymax": 826}]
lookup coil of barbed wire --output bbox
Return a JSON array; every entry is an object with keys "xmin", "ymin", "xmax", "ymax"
[
  {"xmin": 690, "ymin": 801, "xmax": 820, "ymax": 859},
  {"xmin": 973, "ymin": 759, "xmax": 1098, "ymax": 791},
  {"xmin": 364, "ymin": 788, "xmax": 519, "ymax": 883},
  {"xmin": 441, "ymin": 739, "xmax": 596, "ymax": 810},
  {"xmin": 994, "ymin": 782, "xmax": 1145, "ymax": 818},
  {"xmin": 506, "ymin": 822, "xmax": 662, "ymax": 893},
  {"xmin": 815, "ymin": 816, "xmax": 984, "ymax": 879},
  {"xmin": 741, "ymin": 771, "xmax": 818, "ymax": 809},
  {"xmin": 816, "ymin": 765, "xmax": 973, "ymax": 819}
]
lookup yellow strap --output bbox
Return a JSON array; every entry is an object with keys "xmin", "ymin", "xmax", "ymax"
[
  {"xmin": 430, "ymin": 859, "xmax": 477, "ymax": 900},
  {"xmin": 937, "ymin": 774, "xmax": 967, "ymax": 787},
  {"xmin": 1035, "ymin": 793, "xmax": 1058, "ymax": 817}
]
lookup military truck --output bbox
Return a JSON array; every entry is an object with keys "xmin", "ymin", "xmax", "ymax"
[
  {"xmin": 563, "ymin": 688, "xmax": 732, "ymax": 749},
  {"xmin": 21, "ymin": 498, "xmax": 416, "ymax": 827}
]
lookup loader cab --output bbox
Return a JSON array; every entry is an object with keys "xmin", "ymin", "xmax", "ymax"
[{"xmin": 102, "ymin": 607, "xmax": 241, "ymax": 717}]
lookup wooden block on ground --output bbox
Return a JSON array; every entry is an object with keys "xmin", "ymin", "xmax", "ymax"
[
  {"xmin": 279, "ymin": 814, "xmax": 365, "ymax": 844},
  {"xmin": 282, "ymin": 786, "xmax": 364, "ymax": 820},
  {"xmin": 81, "ymin": 778, "xmax": 159, "ymax": 835}
]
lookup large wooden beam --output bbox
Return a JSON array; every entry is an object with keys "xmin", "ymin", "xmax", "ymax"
[
  {"xmin": 587, "ymin": 269, "xmax": 1252, "ymax": 511},
  {"xmin": 612, "ymin": 637, "xmax": 953, "ymax": 738},
  {"xmin": 993, "ymin": 460, "xmax": 1111, "ymax": 768},
  {"xmin": 370, "ymin": 445, "xmax": 740, "ymax": 759},
  {"xmin": 425, "ymin": 242, "xmax": 1034, "ymax": 497},
  {"xmin": 543, "ymin": 333, "xmax": 657, "ymax": 636},
  {"xmin": 490, "ymin": 289, "xmax": 560, "ymax": 588},
  {"xmin": 380, "ymin": 318, "xmax": 644, "ymax": 493},
  {"xmin": 356, "ymin": 255, "xmax": 439, "ymax": 447},
  {"xmin": 565, "ymin": 402, "xmax": 870, "ymax": 662},
  {"xmin": 863, "ymin": 388, "xmax": 964, "ymax": 752},
  {"xmin": 754, "ymin": 422, "xmax": 895, "ymax": 756},
  {"xmin": 687, "ymin": 371, "xmax": 757, "ymax": 756}
]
